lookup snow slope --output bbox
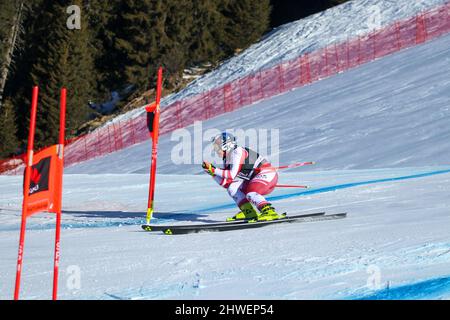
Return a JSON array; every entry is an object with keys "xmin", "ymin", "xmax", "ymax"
[
  {"xmin": 1, "ymin": 0, "xmax": 450, "ymax": 300},
  {"xmin": 1, "ymin": 169, "xmax": 450, "ymax": 300},
  {"xmin": 67, "ymin": 32, "xmax": 450, "ymax": 174}
]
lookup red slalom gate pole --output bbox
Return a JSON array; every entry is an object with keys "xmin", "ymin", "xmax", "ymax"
[
  {"xmin": 14, "ymin": 86, "xmax": 39, "ymax": 300},
  {"xmin": 14, "ymin": 217, "xmax": 28, "ymax": 300},
  {"xmin": 53, "ymin": 211, "xmax": 62, "ymax": 300},
  {"xmin": 146, "ymin": 67, "xmax": 163, "ymax": 225},
  {"xmin": 52, "ymin": 88, "xmax": 66, "ymax": 300}
]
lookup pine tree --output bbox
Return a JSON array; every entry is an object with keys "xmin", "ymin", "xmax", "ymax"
[
  {"xmin": 160, "ymin": 0, "xmax": 194, "ymax": 78},
  {"xmin": 0, "ymin": 1, "xmax": 24, "ymax": 113},
  {"xmin": 222, "ymin": 0, "xmax": 271, "ymax": 53},
  {"xmin": 4, "ymin": 0, "xmax": 44, "ymax": 145},
  {"xmin": 65, "ymin": 0, "xmax": 95, "ymax": 135},
  {"xmin": 114, "ymin": 0, "xmax": 168, "ymax": 91},
  {"xmin": 189, "ymin": 0, "xmax": 225, "ymax": 64},
  {"xmin": 0, "ymin": 98, "xmax": 19, "ymax": 157},
  {"xmin": 87, "ymin": 0, "xmax": 122, "ymax": 99},
  {"xmin": 26, "ymin": 0, "xmax": 94, "ymax": 146}
]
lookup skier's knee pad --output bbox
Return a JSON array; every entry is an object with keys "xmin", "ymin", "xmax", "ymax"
[
  {"xmin": 233, "ymin": 193, "xmax": 247, "ymax": 205},
  {"xmin": 227, "ymin": 187, "xmax": 238, "ymax": 197}
]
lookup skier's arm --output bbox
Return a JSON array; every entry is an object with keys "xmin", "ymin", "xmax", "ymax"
[
  {"xmin": 212, "ymin": 175, "xmax": 233, "ymax": 188},
  {"xmin": 202, "ymin": 161, "xmax": 215, "ymax": 176},
  {"xmin": 202, "ymin": 161, "xmax": 232, "ymax": 188},
  {"xmin": 214, "ymin": 148, "xmax": 246, "ymax": 180}
]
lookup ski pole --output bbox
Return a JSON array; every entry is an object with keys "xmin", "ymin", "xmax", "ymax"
[
  {"xmin": 276, "ymin": 184, "xmax": 309, "ymax": 189},
  {"xmin": 255, "ymin": 161, "xmax": 315, "ymax": 172}
]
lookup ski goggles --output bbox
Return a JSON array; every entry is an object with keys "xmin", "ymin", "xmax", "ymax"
[{"xmin": 213, "ymin": 143, "xmax": 223, "ymax": 153}]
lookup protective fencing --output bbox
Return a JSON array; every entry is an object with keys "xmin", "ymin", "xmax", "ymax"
[{"xmin": 2, "ymin": 2, "xmax": 449, "ymax": 175}]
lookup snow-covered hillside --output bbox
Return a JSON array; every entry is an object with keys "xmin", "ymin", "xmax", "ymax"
[
  {"xmin": 67, "ymin": 32, "xmax": 450, "ymax": 174},
  {"xmin": 163, "ymin": 0, "xmax": 447, "ymax": 103},
  {"xmin": 111, "ymin": 0, "xmax": 448, "ymax": 123},
  {"xmin": 1, "ymin": 0, "xmax": 449, "ymax": 300}
]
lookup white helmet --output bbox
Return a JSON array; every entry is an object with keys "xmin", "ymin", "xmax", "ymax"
[{"xmin": 212, "ymin": 132, "xmax": 237, "ymax": 153}]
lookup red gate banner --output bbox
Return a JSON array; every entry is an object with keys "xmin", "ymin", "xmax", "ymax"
[{"xmin": 25, "ymin": 144, "xmax": 63, "ymax": 216}]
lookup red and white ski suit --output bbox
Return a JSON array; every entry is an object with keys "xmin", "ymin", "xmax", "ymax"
[{"xmin": 212, "ymin": 146, "xmax": 278, "ymax": 209}]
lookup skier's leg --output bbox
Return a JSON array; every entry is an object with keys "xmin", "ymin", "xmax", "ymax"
[
  {"xmin": 245, "ymin": 169, "xmax": 280, "ymax": 221},
  {"xmin": 226, "ymin": 180, "xmax": 258, "ymax": 221},
  {"xmin": 227, "ymin": 180, "xmax": 245, "ymax": 204}
]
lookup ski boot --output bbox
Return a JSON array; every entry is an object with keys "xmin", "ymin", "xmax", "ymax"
[
  {"xmin": 256, "ymin": 203, "xmax": 281, "ymax": 221},
  {"xmin": 226, "ymin": 202, "xmax": 259, "ymax": 222}
]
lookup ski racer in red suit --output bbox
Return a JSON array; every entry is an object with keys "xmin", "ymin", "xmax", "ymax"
[{"xmin": 202, "ymin": 132, "xmax": 281, "ymax": 221}]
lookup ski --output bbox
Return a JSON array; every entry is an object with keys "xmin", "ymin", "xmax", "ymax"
[
  {"xmin": 142, "ymin": 212, "xmax": 347, "ymax": 235},
  {"xmin": 141, "ymin": 212, "xmax": 325, "ymax": 232}
]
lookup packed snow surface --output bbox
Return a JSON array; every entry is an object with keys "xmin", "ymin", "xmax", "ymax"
[{"xmin": 1, "ymin": 169, "xmax": 450, "ymax": 300}]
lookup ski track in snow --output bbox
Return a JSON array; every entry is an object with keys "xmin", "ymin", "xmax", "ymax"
[
  {"xmin": 1, "ymin": 168, "xmax": 450, "ymax": 300},
  {"xmin": 1, "ymin": 167, "xmax": 450, "ymax": 231},
  {"xmin": 353, "ymin": 275, "xmax": 450, "ymax": 300}
]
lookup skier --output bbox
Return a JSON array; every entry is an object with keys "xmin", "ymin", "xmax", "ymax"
[{"xmin": 202, "ymin": 132, "xmax": 281, "ymax": 221}]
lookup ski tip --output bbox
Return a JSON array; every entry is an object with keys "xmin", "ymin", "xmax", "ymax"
[
  {"xmin": 141, "ymin": 225, "xmax": 153, "ymax": 231},
  {"xmin": 330, "ymin": 212, "xmax": 347, "ymax": 219}
]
